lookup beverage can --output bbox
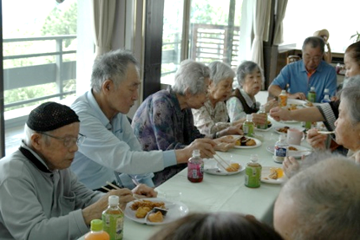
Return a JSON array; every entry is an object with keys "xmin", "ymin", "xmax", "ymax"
[{"xmin": 245, "ymin": 155, "xmax": 261, "ymax": 188}]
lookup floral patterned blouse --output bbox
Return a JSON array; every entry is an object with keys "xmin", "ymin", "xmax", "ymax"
[
  {"xmin": 192, "ymin": 100, "xmax": 230, "ymax": 135},
  {"xmin": 131, "ymin": 87, "xmax": 204, "ymax": 151},
  {"xmin": 226, "ymin": 89, "xmax": 260, "ymax": 122}
]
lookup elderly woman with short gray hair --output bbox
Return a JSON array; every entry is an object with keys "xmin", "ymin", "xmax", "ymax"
[
  {"xmin": 227, "ymin": 61, "xmax": 277, "ymax": 125},
  {"xmin": 132, "ymin": 60, "xmax": 242, "ymax": 185},
  {"xmin": 192, "ymin": 61, "xmax": 244, "ymax": 135}
]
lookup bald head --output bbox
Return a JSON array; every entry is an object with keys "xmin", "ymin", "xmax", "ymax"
[{"xmin": 274, "ymin": 156, "xmax": 360, "ymax": 240}]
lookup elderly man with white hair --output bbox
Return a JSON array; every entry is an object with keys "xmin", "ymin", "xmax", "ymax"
[
  {"xmin": 273, "ymin": 154, "xmax": 360, "ymax": 239},
  {"xmin": 131, "ymin": 59, "xmax": 242, "ymax": 186}
]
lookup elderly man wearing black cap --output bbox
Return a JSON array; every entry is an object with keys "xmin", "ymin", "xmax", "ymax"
[{"xmin": 0, "ymin": 102, "xmax": 156, "ymax": 240}]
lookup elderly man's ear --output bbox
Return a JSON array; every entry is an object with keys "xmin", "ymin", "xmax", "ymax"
[
  {"xmin": 30, "ymin": 133, "xmax": 43, "ymax": 150},
  {"xmin": 102, "ymin": 80, "xmax": 113, "ymax": 92}
]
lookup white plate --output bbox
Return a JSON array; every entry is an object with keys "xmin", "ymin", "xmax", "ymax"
[
  {"xmin": 204, "ymin": 158, "xmax": 245, "ymax": 176},
  {"xmin": 234, "ymin": 137, "xmax": 262, "ymax": 149},
  {"xmin": 274, "ymin": 126, "xmax": 304, "ymax": 135},
  {"xmin": 302, "ymin": 102, "xmax": 320, "ymax": 108},
  {"xmin": 124, "ymin": 198, "xmax": 189, "ymax": 225},
  {"xmin": 266, "ymin": 145, "xmax": 312, "ymax": 159},
  {"xmin": 261, "ymin": 166, "xmax": 286, "ymax": 184},
  {"xmin": 286, "ymin": 99, "xmax": 307, "ymax": 105}
]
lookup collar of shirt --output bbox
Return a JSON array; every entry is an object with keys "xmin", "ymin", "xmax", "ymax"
[
  {"xmin": 240, "ymin": 89, "xmax": 259, "ymax": 109},
  {"xmin": 87, "ymin": 90, "xmax": 118, "ymax": 130},
  {"xmin": 300, "ymin": 60, "xmax": 326, "ymax": 74}
]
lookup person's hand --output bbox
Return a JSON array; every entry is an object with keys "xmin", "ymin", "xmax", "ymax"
[
  {"xmin": 288, "ymin": 92, "xmax": 306, "ymax": 100},
  {"xmin": 331, "ymin": 96, "xmax": 338, "ymax": 101},
  {"xmin": 252, "ymin": 113, "xmax": 267, "ymax": 125},
  {"xmin": 82, "ymin": 189, "xmax": 134, "ymax": 224},
  {"xmin": 132, "ymin": 184, "xmax": 157, "ymax": 198},
  {"xmin": 269, "ymin": 107, "xmax": 291, "ymax": 121},
  {"xmin": 231, "ymin": 118, "xmax": 245, "ymax": 127},
  {"xmin": 221, "ymin": 125, "xmax": 243, "ymax": 136},
  {"xmin": 186, "ymin": 138, "xmax": 216, "ymax": 159},
  {"xmin": 306, "ymin": 128, "xmax": 327, "ymax": 150},
  {"xmin": 282, "ymin": 156, "xmax": 299, "ymax": 178},
  {"xmin": 213, "ymin": 135, "xmax": 236, "ymax": 152},
  {"xmin": 264, "ymin": 99, "xmax": 278, "ymax": 113}
]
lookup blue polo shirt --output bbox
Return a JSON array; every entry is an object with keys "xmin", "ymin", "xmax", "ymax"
[{"xmin": 270, "ymin": 60, "xmax": 337, "ymax": 102}]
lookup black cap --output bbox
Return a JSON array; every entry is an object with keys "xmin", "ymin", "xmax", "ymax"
[{"xmin": 27, "ymin": 102, "xmax": 80, "ymax": 132}]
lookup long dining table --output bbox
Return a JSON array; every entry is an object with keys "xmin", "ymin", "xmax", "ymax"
[{"xmin": 79, "ymin": 92, "xmax": 312, "ymax": 240}]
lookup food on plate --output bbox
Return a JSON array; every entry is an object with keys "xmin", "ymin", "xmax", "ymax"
[
  {"xmin": 148, "ymin": 211, "xmax": 164, "ymax": 222},
  {"xmin": 277, "ymin": 126, "xmax": 290, "ymax": 133},
  {"xmin": 235, "ymin": 136, "xmax": 257, "ymax": 146},
  {"xmin": 305, "ymin": 101, "xmax": 314, "ymax": 107},
  {"xmin": 225, "ymin": 163, "xmax": 241, "ymax": 172},
  {"xmin": 288, "ymin": 104, "xmax": 298, "ymax": 111},
  {"xmin": 269, "ymin": 168, "xmax": 284, "ymax": 180},
  {"xmin": 288, "ymin": 146, "xmax": 298, "ymax": 151},
  {"xmin": 130, "ymin": 199, "xmax": 165, "ymax": 211},
  {"xmin": 135, "ymin": 206, "xmax": 151, "ymax": 218},
  {"xmin": 246, "ymin": 139, "xmax": 256, "ymax": 146},
  {"xmin": 267, "ymin": 120, "xmax": 272, "ymax": 128}
]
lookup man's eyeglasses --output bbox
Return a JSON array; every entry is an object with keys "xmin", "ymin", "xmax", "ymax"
[{"xmin": 39, "ymin": 132, "xmax": 86, "ymax": 148}]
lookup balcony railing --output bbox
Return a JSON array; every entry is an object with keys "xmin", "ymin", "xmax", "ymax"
[{"xmin": 3, "ymin": 35, "xmax": 77, "ymax": 128}]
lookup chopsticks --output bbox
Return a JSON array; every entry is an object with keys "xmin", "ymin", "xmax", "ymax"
[
  {"xmin": 317, "ymin": 130, "xmax": 335, "ymax": 135},
  {"xmin": 103, "ymin": 181, "xmax": 143, "ymax": 200},
  {"xmin": 213, "ymin": 153, "xmax": 236, "ymax": 171}
]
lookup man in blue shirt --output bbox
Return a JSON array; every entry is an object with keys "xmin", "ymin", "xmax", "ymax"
[{"xmin": 269, "ymin": 37, "xmax": 337, "ymax": 103}]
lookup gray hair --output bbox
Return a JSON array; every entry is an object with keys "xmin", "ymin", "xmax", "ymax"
[
  {"xmin": 302, "ymin": 36, "xmax": 325, "ymax": 54},
  {"xmin": 24, "ymin": 124, "xmax": 51, "ymax": 146},
  {"xmin": 172, "ymin": 60, "xmax": 210, "ymax": 95},
  {"xmin": 91, "ymin": 49, "xmax": 139, "ymax": 92},
  {"xmin": 282, "ymin": 156, "xmax": 360, "ymax": 239},
  {"xmin": 236, "ymin": 61, "xmax": 264, "ymax": 87},
  {"xmin": 340, "ymin": 85, "xmax": 360, "ymax": 126},
  {"xmin": 208, "ymin": 61, "xmax": 235, "ymax": 85}
]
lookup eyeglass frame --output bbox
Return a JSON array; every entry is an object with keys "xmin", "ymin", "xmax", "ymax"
[{"xmin": 38, "ymin": 132, "xmax": 86, "ymax": 148}]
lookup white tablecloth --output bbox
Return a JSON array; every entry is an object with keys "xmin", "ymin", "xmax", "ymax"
[{"xmin": 81, "ymin": 92, "xmax": 310, "ymax": 240}]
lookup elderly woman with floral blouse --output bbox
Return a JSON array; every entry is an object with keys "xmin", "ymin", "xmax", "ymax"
[
  {"xmin": 192, "ymin": 61, "xmax": 243, "ymax": 135},
  {"xmin": 131, "ymin": 60, "xmax": 242, "ymax": 186}
]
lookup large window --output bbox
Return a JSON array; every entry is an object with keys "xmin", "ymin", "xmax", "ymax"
[
  {"xmin": 3, "ymin": 0, "xmax": 77, "ymax": 154},
  {"xmin": 282, "ymin": 0, "xmax": 360, "ymax": 53},
  {"xmin": 161, "ymin": 0, "xmax": 243, "ymax": 86}
]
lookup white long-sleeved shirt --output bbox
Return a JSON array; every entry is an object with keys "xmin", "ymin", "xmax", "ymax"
[{"xmin": 70, "ymin": 90, "xmax": 176, "ymax": 190}]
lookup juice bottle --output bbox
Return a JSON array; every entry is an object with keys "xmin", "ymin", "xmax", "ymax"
[
  {"xmin": 243, "ymin": 114, "xmax": 254, "ymax": 137},
  {"xmin": 187, "ymin": 149, "xmax": 204, "ymax": 183},
  {"xmin": 279, "ymin": 90, "xmax": 287, "ymax": 107},
  {"xmin": 85, "ymin": 219, "xmax": 110, "ymax": 240},
  {"xmin": 102, "ymin": 195, "xmax": 124, "ymax": 240},
  {"xmin": 256, "ymin": 105, "xmax": 268, "ymax": 130},
  {"xmin": 307, "ymin": 86, "xmax": 316, "ymax": 103},
  {"xmin": 245, "ymin": 154, "xmax": 261, "ymax": 188}
]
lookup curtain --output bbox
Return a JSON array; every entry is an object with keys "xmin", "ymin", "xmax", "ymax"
[
  {"xmin": 92, "ymin": 0, "xmax": 117, "ymax": 57},
  {"xmin": 251, "ymin": 0, "xmax": 271, "ymax": 70},
  {"xmin": 237, "ymin": 0, "xmax": 255, "ymax": 64},
  {"xmin": 273, "ymin": 0, "xmax": 288, "ymax": 45}
]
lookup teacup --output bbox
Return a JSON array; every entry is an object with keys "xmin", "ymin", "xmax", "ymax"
[{"xmin": 286, "ymin": 128, "xmax": 305, "ymax": 145}]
